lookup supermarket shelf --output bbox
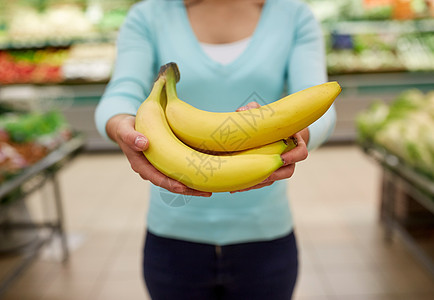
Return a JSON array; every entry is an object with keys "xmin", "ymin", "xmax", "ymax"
[
  {"xmin": 330, "ymin": 71, "xmax": 434, "ymax": 89},
  {"xmin": 0, "ymin": 33, "xmax": 117, "ymax": 51},
  {"xmin": 0, "ymin": 134, "xmax": 85, "ymax": 199},
  {"xmin": 360, "ymin": 142, "xmax": 434, "ymax": 277},
  {"xmin": 324, "ymin": 18, "xmax": 434, "ymax": 35},
  {"xmin": 0, "ymin": 83, "xmax": 115, "ymax": 151},
  {"xmin": 362, "ymin": 143, "xmax": 434, "ymax": 200},
  {"xmin": 1, "ymin": 69, "xmax": 433, "ymax": 150},
  {"xmin": 2, "ymin": 71, "xmax": 433, "ymax": 149},
  {"xmin": 329, "ymin": 71, "xmax": 434, "ymax": 143}
]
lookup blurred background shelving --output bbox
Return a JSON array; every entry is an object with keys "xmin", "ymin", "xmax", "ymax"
[
  {"xmin": 0, "ymin": 1, "xmax": 433, "ymax": 299},
  {"xmin": 306, "ymin": 0, "xmax": 434, "ymax": 142},
  {"xmin": 0, "ymin": 0, "xmax": 136, "ymax": 150},
  {"xmin": 0, "ymin": 0, "xmax": 433, "ymax": 150}
]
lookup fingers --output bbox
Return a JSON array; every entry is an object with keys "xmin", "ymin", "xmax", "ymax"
[
  {"xmin": 150, "ymin": 170, "xmax": 212, "ymax": 197},
  {"xmin": 230, "ymin": 180, "xmax": 274, "ymax": 193},
  {"xmin": 281, "ymin": 132, "xmax": 308, "ymax": 166},
  {"xmin": 116, "ymin": 115, "xmax": 149, "ymax": 151},
  {"xmin": 230, "ymin": 130, "xmax": 309, "ymax": 193},
  {"xmin": 266, "ymin": 164, "xmax": 295, "ymax": 182},
  {"xmin": 230, "ymin": 163, "xmax": 296, "ymax": 193},
  {"xmin": 236, "ymin": 101, "xmax": 261, "ymax": 112},
  {"xmin": 149, "ymin": 171, "xmax": 212, "ymax": 197},
  {"xmin": 172, "ymin": 187, "xmax": 213, "ymax": 197},
  {"xmin": 110, "ymin": 115, "xmax": 211, "ymax": 197},
  {"xmin": 129, "ymin": 153, "xmax": 212, "ymax": 197},
  {"xmin": 134, "ymin": 136, "xmax": 148, "ymax": 151}
]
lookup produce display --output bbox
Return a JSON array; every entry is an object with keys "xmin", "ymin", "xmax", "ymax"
[
  {"xmin": 0, "ymin": 43, "xmax": 115, "ymax": 84},
  {"xmin": 61, "ymin": 43, "xmax": 116, "ymax": 82},
  {"xmin": 306, "ymin": 0, "xmax": 434, "ymax": 74},
  {"xmin": 0, "ymin": 1, "xmax": 138, "ymax": 45},
  {"xmin": 356, "ymin": 89, "xmax": 434, "ymax": 180},
  {"xmin": 307, "ymin": 0, "xmax": 434, "ymax": 22},
  {"xmin": 0, "ymin": 49, "xmax": 67, "ymax": 84},
  {"xmin": 326, "ymin": 27, "xmax": 434, "ymax": 74},
  {"xmin": 0, "ymin": 108, "xmax": 73, "ymax": 183},
  {"xmin": 1, "ymin": 0, "xmax": 433, "ymax": 84},
  {"xmin": 135, "ymin": 63, "xmax": 341, "ymax": 192},
  {"xmin": 0, "ymin": 0, "xmax": 130, "ymax": 84}
]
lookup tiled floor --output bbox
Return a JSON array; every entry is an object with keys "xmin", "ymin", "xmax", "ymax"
[{"xmin": 1, "ymin": 145, "xmax": 433, "ymax": 300}]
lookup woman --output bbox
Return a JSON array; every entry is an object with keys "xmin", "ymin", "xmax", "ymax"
[{"xmin": 95, "ymin": 0, "xmax": 336, "ymax": 299}]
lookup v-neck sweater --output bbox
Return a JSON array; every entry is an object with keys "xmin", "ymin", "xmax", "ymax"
[{"xmin": 95, "ymin": 0, "xmax": 336, "ymax": 245}]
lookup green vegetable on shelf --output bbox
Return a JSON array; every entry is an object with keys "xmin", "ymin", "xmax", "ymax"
[
  {"xmin": 355, "ymin": 101, "xmax": 389, "ymax": 141},
  {"xmin": 356, "ymin": 89, "xmax": 434, "ymax": 180},
  {"xmin": 0, "ymin": 110, "xmax": 68, "ymax": 143}
]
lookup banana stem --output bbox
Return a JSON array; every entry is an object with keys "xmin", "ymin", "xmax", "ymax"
[
  {"xmin": 159, "ymin": 62, "xmax": 180, "ymax": 82},
  {"xmin": 164, "ymin": 65, "xmax": 178, "ymax": 100}
]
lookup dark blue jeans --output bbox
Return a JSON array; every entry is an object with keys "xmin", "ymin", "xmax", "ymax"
[{"xmin": 143, "ymin": 230, "xmax": 298, "ymax": 300}]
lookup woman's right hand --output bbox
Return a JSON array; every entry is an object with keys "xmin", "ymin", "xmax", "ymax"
[{"xmin": 106, "ymin": 114, "xmax": 212, "ymax": 197}]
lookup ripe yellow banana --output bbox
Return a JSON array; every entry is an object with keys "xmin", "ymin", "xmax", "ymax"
[
  {"xmin": 165, "ymin": 63, "xmax": 341, "ymax": 152},
  {"xmin": 135, "ymin": 66, "xmax": 283, "ymax": 193},
  {"xmin": 230, "ymin": 137, "xmax": 297, "ymax": 156}
]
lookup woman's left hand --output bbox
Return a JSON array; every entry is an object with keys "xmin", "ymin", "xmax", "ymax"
[{"xmin": 231, "ymin": 102, "xmax": 309, "ymax": 193}]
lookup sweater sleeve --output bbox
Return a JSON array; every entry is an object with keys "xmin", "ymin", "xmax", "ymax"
[
  {"xmin": 286, "ymin": 3, "xmax": 336, "ymax": 151},
  {"xmin": 94, "ymin": 4, "xmax": 157, "ymax": 140}
]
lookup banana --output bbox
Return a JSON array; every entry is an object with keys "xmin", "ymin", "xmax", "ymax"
[
  {"xmin": 165, "ymin": 63, "xmax": 341, "ymax": 152},
  {"xmin": 134, "ymin": 65, "xmax": 284, "ymax": 193},
  {"xmin": 201, "ymin": 138, "xmax": 295, "ymax": 156},
  {"xmin": 230, "ymin": 137, "xmax": 297, "ymax": 156}
]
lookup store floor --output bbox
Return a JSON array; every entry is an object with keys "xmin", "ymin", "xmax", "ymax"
[{"xmin": 1, "ymin": 145, "xmax": 433, "ymax": 300}]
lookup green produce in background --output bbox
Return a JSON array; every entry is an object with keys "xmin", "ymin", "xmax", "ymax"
[
  {"xmin": 356, "ymin": 89, "xmax": 434, "ymax": 180},
  {"xmin": 0, "ymin": 110, "xmax": 68, "ymax": 143},
  {"xmin": 0, "ymin": 109, "xmax": 73, "ymax": 183}
]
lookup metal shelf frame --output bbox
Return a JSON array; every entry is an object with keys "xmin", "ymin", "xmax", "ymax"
[
  {"xmin": 361, "ymin": 143, "xmax": 434, "ymax": 277},
  {"xmin": 0, "ymin": 134, "xmax": 85, "ymax": 297}
]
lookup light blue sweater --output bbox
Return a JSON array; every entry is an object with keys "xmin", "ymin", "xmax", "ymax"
[{"xmin": 95, "ymin": 0, "xmax": 336, "ymax": 245}]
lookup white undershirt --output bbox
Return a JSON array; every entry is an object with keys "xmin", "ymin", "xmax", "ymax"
[{"xmin": 200, "ymin": 37, "xmax": 252, "ymax": 65}]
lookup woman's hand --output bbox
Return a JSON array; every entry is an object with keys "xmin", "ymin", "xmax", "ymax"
[
  {"xmin": 106, "ymin": 114, "xmax": 212, "ymax": 197},
  {"xmin": 231, "ymin": 102, "xmax": 309, "ymax": 193}
]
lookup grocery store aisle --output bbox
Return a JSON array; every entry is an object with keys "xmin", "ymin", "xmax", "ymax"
[{"xmin": 1, "ymin": 145, "xmax": 434, "ymax": 300}]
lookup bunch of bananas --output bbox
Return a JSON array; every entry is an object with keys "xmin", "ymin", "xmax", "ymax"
[{"xmin": 135, "ymin": 63, "xmax": 341, "ymax": 192}]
